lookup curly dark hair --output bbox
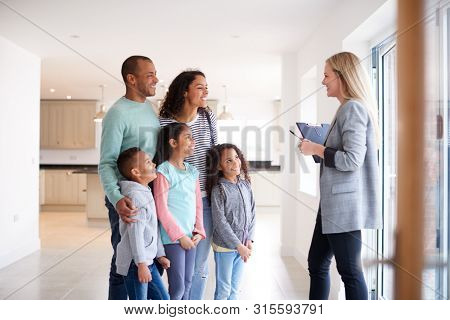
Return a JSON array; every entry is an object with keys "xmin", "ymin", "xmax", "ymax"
[
  {"xmin": 159, "ymin": 70, "xmax": 210, "ymax": 119},
  {"xmin": 205, "ymin": 143, "xmax": 250, "ymax": 203},
  {"xmin": 153, "ymin": 123, "xmax": 190, "ymax": 166}
]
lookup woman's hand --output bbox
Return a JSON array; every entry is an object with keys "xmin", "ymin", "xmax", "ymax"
[{"xmin": 298, "ymin": 139, "xmax": 325, "ymax": 158}]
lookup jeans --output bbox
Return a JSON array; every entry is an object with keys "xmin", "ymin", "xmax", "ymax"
[
  {"xmin": 124, "ymin": 262, "xmax": 170, "ymax": 300},
  {"xmin": 308, "ymin": 212, "xmax": 368, "ymax": 300},
  {"xmin": 189, "ymin": 196, "xmax": 213, "ymax": 300},
  {"xmin": 106, "ymin": 196, "xmax": 128, "ymax": 300},
  {"xmin": 213, "ymin": 251, "xmax": 245, "ymax": 300},
  {"xmin": 164, "ymin": 244, "xmax": 197, "ymax": 300}
]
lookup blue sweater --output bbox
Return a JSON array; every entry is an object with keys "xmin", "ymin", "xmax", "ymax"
[{"xmin": 98, "ymin": 97, "xmax": 160, "ymax": 207}]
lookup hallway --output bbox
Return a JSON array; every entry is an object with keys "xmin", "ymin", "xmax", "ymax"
[{"xmin": 0, "ymin": 211, "xmax": 309, "ymax": 300}]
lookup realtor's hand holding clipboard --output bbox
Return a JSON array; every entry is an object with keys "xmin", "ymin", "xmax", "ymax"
[{"xmin": 292, "ymin": 123, "xmax": 330, "ymax": 163}]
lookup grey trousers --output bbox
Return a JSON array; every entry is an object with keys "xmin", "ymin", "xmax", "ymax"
[{"xmin": 164, "ymin": 243, "xmax": 197, "ymax": 300}]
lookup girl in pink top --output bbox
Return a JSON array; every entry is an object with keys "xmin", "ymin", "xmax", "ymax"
[{"xmin": 153, "ymin": 123, "xmax": 205, "ymax": 299}]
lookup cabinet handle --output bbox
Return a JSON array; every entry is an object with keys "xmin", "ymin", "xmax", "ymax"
[{"xmin": 81, "ymin": 189, "xmax": 87, "ymax": 192}]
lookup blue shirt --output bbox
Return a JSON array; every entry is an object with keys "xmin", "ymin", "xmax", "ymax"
[{"xmin": 156, "ymin": 161, "xmax": 199, "ymax": 245}]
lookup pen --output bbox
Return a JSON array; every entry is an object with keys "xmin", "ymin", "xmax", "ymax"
[{"xmin": 289, "ymin": 129, "xmax": 303, "ymax": 140}]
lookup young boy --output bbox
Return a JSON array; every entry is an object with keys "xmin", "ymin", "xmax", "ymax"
[{"xmin": 115, "ymin": 147, "xmax": 170, "ymax": 300}]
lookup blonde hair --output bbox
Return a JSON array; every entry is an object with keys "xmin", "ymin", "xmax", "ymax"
[{"xmin": 326, "ymin": 52, "xmax": 381, "ymax": 148}]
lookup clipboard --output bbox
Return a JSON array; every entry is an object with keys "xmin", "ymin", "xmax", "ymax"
[{"xmin": 296, "ymin": 122, "xmax": 330, "ymax": 163}]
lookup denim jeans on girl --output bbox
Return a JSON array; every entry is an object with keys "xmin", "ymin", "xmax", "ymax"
[
  {"xmin": 164, "ymin": 244, "xmax": 197, "ymax": 300},
  {"xmin": 124, "ymin": 262, "xmax": 170, "ymax": 300},
  {"xmin": 189, "ymin": 196, "xmax": 213, "ymax": 299},
  {"xmin": 213, "ymin": 251, "xmax": 245, "ymax": 300}
]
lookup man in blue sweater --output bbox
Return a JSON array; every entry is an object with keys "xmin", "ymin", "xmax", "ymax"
[{"xmin": 99, "ymin": 55, "xmax": 160, "ymax": 299}]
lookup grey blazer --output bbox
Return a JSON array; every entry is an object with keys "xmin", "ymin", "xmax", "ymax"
[{"xmin": 319, "ymin": 99, "xmax": 381, "ymax": 234}]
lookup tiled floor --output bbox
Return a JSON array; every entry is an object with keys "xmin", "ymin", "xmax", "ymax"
[{"xmin": 0, "ymin": 211, "xmax": 309, "ymax": 300}]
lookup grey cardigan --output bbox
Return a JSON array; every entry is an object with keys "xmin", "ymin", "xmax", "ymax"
[
  {"xmin": 211, "ymin": 177, "xmax": 256, "ymax": 249},
  {"xmin": 319, "ymin": 100, "xmax": 382, "ymax": 234},
  {"xmin": 115, "ymin": 181, "xmax": 165, "ymax": 276}
]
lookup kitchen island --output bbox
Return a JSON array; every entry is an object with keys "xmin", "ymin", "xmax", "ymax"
[{"xmin": 40, "ymin": 165, "xmax": 107, "ymax": 219}]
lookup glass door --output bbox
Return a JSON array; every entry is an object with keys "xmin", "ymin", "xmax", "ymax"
[
  {"xmin": 421, "ymin": 5, "xmax": 447, "ymax": 299},
  {"xmin": 373, "ymin": 39, "xmax": 397, "ymax": 300},
  {"xmin": 373, "ymin": 2, "xmax": 449, "ymax": 299}
]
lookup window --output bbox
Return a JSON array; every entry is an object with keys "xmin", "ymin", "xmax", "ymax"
[
  {"xmin": 373, "ymin": 36, "xmax": 397, "ymax": 300},
  {"xmin": 372, "ymin": 3, "xmax": 450, "ymax": 299}
]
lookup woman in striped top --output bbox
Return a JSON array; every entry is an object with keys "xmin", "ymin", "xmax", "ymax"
[{"xmin": 159, "ymin": 70, "xmax": 218, "ymax": 300}]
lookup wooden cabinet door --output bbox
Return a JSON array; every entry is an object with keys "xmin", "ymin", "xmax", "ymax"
[
  {"xmin": 40, "ymin": 100, "xmax": 96, "ymax": 149},
  {"xmin": 77, "ymin": 173, "xmax": 87, "ymax": 205},
  {"xmin": 61, "ymin": 104, "xmax": 77, "ymax": 148},
  {"xmin": 46, "ymin": 103, "xmax": 64, "ymax": 148},
  {"xmin": 40, "ymin": 102, "xmax": 50, "ymax": 148},
  {"xmin": 43, "ymin": 170, "xmax": 59, "ymax": 204},
  {"xmin": 74, "ymin": 102, "xmax": 96, "ymax": 148},
  {"xmin": 42, "ymin": 170, "xmax": 87, "ymax": 205}
]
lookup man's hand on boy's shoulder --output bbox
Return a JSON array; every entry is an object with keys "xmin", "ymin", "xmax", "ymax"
[
  {"xmin": 157, "ymin": 256, "xmax": 171, "ymax": 269},
  {"xmin": 116, "ymin": 196, "xmax": 138, "ymax": 223}
]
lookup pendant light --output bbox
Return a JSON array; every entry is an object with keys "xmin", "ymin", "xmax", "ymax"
[
  {"xmin": 217, "ymin": 85, "xmax": 234, "ymax": 120},
  {"xmin": 94, "ymin": 84, "xmax": 107, "ymax": 123}
]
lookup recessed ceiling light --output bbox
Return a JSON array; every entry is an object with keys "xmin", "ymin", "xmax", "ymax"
[
  {"xmin": 49, "ymin": 88, "xmax": 55, "ymax": 93},
  {"xmin": 66, "ymin": 95, "xmax": 72, "ymax": 100}
]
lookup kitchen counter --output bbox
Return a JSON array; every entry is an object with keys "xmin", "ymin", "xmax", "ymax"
[
  {"xmin": 248, "ymin": 161, "xmax": 280, "ymax": 172},
  {"xmin": 40, "ymin": 162, "xmax": 281, "ymax": 216},
  {"xmin": 40, "ymin": 164, "xmax": 98, "ymax": 173},
  {"xmin": 40, "ymin": 162, "xmax": 280, "ymax": 172},
  {"xmin": 40, "ymin": 165, "xmax": 107, "ymax": 219}
]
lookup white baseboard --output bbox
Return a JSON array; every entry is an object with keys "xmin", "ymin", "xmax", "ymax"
[{"xmin": 0, "ymin": 237, "xmax": 41, "ymax": 270}]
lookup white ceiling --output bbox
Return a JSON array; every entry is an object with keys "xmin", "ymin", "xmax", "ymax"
[{"xmin": 0, "ymin": 0, "xmax": 339, "ymax": 104}]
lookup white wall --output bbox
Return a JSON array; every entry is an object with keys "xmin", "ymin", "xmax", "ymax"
[
  {"xmin": 280, "ymin": 0, "xmax": 391, "ymax": 299},
  {"xmin": 0, "ymin": 35, "xmax": 41, "ymax": 269},
  {"xmin": 279, "ymin": 52, "xmax": 300, "ymax": 257}
]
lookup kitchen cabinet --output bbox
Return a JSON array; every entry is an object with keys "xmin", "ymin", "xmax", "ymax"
[
  {"xmin": 85, "ymin": 173, "xmax": 108, "ymax": 219},
  {"xmin": 40, "ymin": 100, "xmax": 96, "ymax": 149},
  {"xmin": 41, "ymin": 170, "xmax": 87, "ymax": 206}
]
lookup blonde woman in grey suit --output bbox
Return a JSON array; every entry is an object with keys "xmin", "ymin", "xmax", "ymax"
[{"xmin": 299, "ymin": 52, "xmax": 381, "ymax": 300}]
